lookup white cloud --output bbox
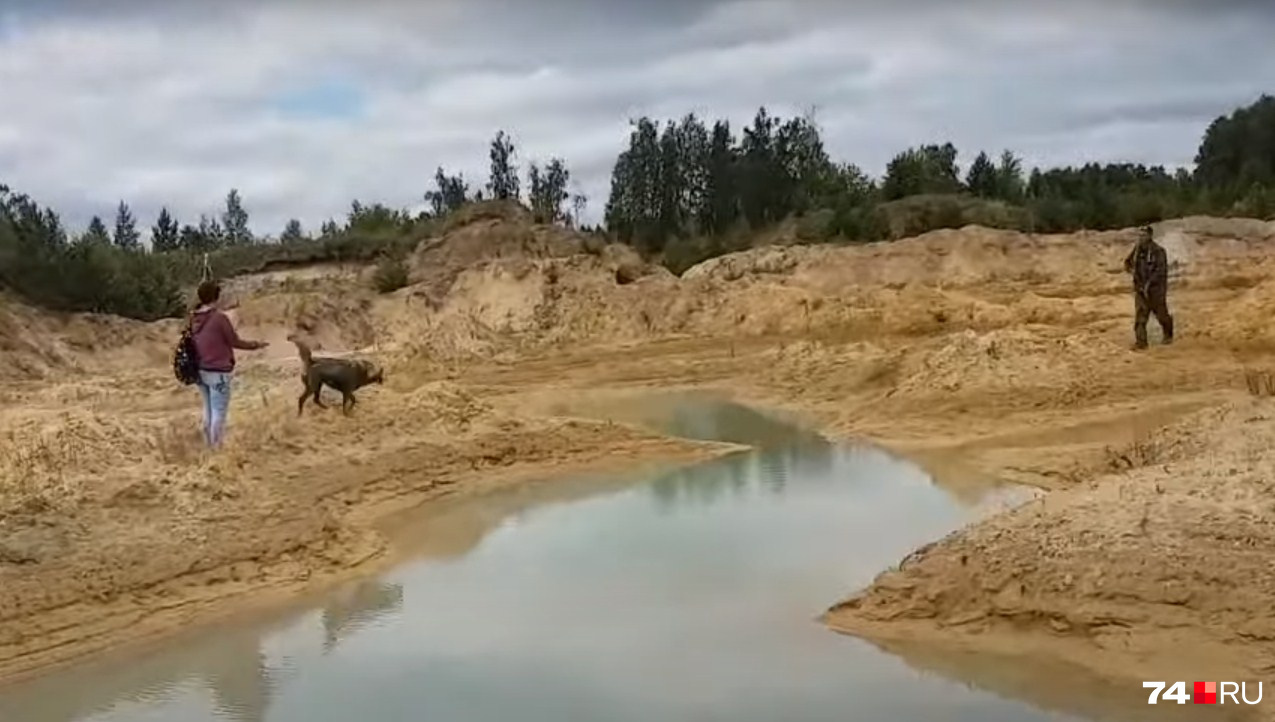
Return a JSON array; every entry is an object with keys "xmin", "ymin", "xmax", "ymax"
[{"xmin": 0, "ymin": 1, "xmax": 1271, "ymax": 239}]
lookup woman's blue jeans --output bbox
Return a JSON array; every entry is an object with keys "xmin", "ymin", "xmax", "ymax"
[{"xmin": 196, "ymin": 370, "xmax": 233, "ymax": 449}]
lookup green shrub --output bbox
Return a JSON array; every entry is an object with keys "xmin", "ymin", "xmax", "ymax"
[
  {"xmin": 872, "ymin": 194, "xmax": 1025, "ymax": 239},
  {"xmin": 794, "ymin": 208, "xmax": 836, "ymax": 241},
  {"xmin": 371, "ymin": 253, "xmax": 410, "ymax": 293}
]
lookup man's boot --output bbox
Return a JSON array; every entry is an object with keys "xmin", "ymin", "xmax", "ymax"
[{"xmin": 1133, "ymin": 323, "xmax": 1148, "ymax": 351}]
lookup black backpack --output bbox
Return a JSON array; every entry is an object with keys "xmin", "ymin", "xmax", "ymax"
[{"xmin": 173, "ymin": 317, "xmax": 200, "ymax": 385}]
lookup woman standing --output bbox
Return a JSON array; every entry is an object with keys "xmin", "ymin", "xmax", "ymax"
[{"xmin": 190, "ymin": 280, "xmax": 269, "ymax": 448}]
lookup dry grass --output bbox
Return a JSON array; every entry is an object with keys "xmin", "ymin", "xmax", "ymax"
[
  {"xmin": 0, "ymin": 425, "xmax": 86, "ymax": 515},
  {"xmin": 152, "ymin": 417, "xmax": 207, "ymax": 465},
  {"xmin": 0, "ymin": 378, "xmax": 338, "ymax": 522},
  {"xmin": 1104, "ymin": 436, "xmax": 1160, "ymax": 471},
  {"xmin": 1243, "ymin": 368, "xmax": 1275, "ymax": 396},
  {"xmin": 0, "ymin": 390, "xmax": 281, "ymax": 518}
]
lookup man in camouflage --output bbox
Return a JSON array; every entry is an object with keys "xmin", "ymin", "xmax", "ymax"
[{"xmin": 1122, "ymin": 225, "xmax": 1173, "ymax": 350}]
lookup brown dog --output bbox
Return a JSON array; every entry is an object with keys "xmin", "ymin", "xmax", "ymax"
[{"xmin": 289, "ymin": 335, "xmax": 384, "ymax": 416}]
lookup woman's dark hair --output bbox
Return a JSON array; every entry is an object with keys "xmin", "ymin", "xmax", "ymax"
[{"xmin": 196, "ymin": 280, "xmax": 222, "ymax": 306}]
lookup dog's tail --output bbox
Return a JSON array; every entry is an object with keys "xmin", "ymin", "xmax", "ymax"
[{"xmin": 287, "ymin": 333, "xmax": 314, "ymax": 374}]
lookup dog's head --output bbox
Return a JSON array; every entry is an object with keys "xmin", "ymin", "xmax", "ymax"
[{"xmin": 359, "ymin": 360, "xmax": 385, "ymax": 386}]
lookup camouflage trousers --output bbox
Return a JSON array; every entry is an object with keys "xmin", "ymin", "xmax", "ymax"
[{"xmin": 1133, "ymin": 285, "xmax": 1173, "ymax": 349}]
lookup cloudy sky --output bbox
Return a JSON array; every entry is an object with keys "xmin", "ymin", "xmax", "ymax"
[{"xmin": 0, "ymin": 0, "xmax": 1272, "ymax": 239}]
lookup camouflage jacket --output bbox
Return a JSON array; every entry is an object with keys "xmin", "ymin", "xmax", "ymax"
[{"xmin": 1123, "ymin": 240, "xmax": 1168, "ymax": 290}]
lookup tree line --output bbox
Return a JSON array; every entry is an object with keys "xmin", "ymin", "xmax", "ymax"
[
  {"xmin": 604, "ymin": 95, "xmax": 1275, "ymax": 270},
  {"xmin": 2, "ymin": 94, "xmax": 1274, "ymax": 320},
  {"xmin": 0, "ymin": 129, "xmax": 587, "ymax": 319}
]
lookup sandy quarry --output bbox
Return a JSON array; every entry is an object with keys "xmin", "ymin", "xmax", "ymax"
[{"xmin": 4, "ymin": 201, "xmax": 1275, "ymax": 706}]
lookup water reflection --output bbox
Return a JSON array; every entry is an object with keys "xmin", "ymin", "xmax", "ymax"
[
  {"xmin": 642, "ymin": 396, "xmax": 827, "ymax": 450},
  {"xmin": 0, "ymin": 398, "xmax": 1101, "ymax": 722},
  {"xmin": 646, "ymin": 397, "xmax": 836, "ymax": 509},
  {"xmin": 205, "ymin": 639, "xmax": 272, "ymax": 722},
  {"xmin": 0, "ymin": 580, "xmax": 403, "ymax": 722},
  {"xmin": 649, "ymin": 441, "xmax": 843, "ymax": 510},
  {"xmin": 631, "ymin": 396, "xmax": 1004, "ymax": 509},
  {"xmin": 322, "ymin": 581, "xmax": 405, "ymax": 654},
  {"xmin": 867, "ymin": 636, "xmax": 1260, "ymax": 722}
]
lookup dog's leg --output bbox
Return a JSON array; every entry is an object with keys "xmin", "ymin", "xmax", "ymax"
[
  {"xmin": 341, "ymin": 391, "xmax": 355, "ymax": 416},
  {"xmin": 297, "ymin": 385, "xmax": 309, "ymax": 416},
  {"xmin": 312, "ymin": 381, "xmax": 327, "ymax": 409}
]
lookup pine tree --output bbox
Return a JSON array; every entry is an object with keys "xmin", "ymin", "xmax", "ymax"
[
  {"xmin": 426, "ymin": 167, "xmax": 470, "ymax": 215},
  {"xmin": 701, "ymin": 120, "xmax": 738, "ymax": 235},
  {"xmin": 657, "ymin": 120, "xmax": 687, "ymax": 238},
  {"xmin": 348, "ymin": 200, "xmax": 407, "ymax": 233},
  {"xmin": 281, "ymin": 218, "xmax": 305, "ymax": 244},
  {"xmin": 83, "ymin": 215, "xmax": 111, "ymax": 245},
  {"xmin": 774, "ymin": 112, "xmax": 834, "ymax": 214},
  {"xmin": 570, "ymin": 193, "xmax": 588, "ymax": 228},
  {"xmin": 1195, "ymin": 94, "xmax": 1275, "ymax": 202},
  {"xmin": 528, "ymin": 164, "xmax": 544, "ymax": 220},
  {"xmin": 995, "ymin": 150, "xmax": 1025, "ymax": 202},
  {"xmin": 528, "ymin": 158, "xmax": 571, "ymax": 223},
  {"xmin": 113, "ymin": 201, "xmax": 140, "ymax": 250},
  {"xmin": 486, "ymin": 130, "xmax": 520, "ymax": 201},
  {"xmin": 198, "ymin": 214, "xmax": 225, "ymax": 249},
  {"xmin": 882, "ymin": 143, "xmax": 962, "ymax": 200},
  {"xmin": 603, "ymin": 117, "xmax": 663, "ymax": 252},
  {"xmin": 966, "ymin": 151, "xmax": 998, "ymax": 198},
  {"xmin": 675, "ymin": 114, "xmax": 711, "ymax": 235},
  {"xmin": 738, "ymin": 107, "xmax": 779, "ymax": 227},
  {"xmin": 178, "ymin": 224, "xmax": 202, "ymax": 251},
  {"xmin": 221, "ymin": 189, "xmax": 252, "ymax": 245},
  {"xmin": 151, "ymin": 207, "xmax": 180, "ymax": 252}
]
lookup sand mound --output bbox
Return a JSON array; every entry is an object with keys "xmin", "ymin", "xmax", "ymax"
[
  {"xmin": 352, "ymin": 204, "xmax": 673, "ymax": 358},
  {"xmin": 10, "ymin": 216, "xmax": 1272, "ymax": 387},
  {"xmin": 894, "ymin": 328, "xmax": 1120, "ymax": 395},
  {"xmin": 391, "ymin": 248, "xmax": 679, "ymax": 357},
  {"xmin": 405, "ymin": 225, "xmax": 1146, "ymax": 352},
  {"xmin": 236, "ymin": 289, "xmax": 379, "ymax": 355},
  {"xmin": 682, "ymin": 227, "xmax": 1110, "ymax": 289},
  {"xmin": 410, "ymin": 202, "xmax": 603, "ymax": 303},
  {"xmin": 0, "ymin": 297, "xmax": 177, "ymax": 382},
  {"xmin": 762, "ymin": 339, "xmax": 899, "ymax": 396},
  {"xmin": 682, "ymin": 245, "xmax": 807, "ymax": 282},
  {"xmin": 1196, "ymin": 278, "xmax": 1275, "ymax": 350},
  {"xmin": 397, "ymin": 381, "xmax": 495, "ymax": 432},
  {"xmin": 688, "ymin": 220, "xmax": 1275, "ymax": 303},
  {"xmin": 1159, "ymin": 215, "xmax": 1275, "ymax": 242},
  {"xmin": 0, "ymin": 406, "xmax": 249, "ymax": 519},
  {"xmin": 825, "ymin": 400, "xmax": 1275, "ymax": 682}
]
